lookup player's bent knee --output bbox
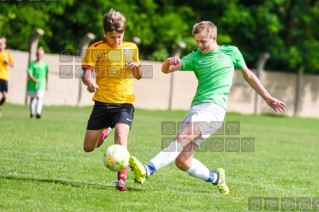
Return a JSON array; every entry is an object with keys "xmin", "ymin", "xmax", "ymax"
[{"xmin": 176, "ymin": 134, "xmax": 192, "ymax": 146}]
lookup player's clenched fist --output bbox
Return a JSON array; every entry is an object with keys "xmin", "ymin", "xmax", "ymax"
[{"xmin": 167, "ymin": 57, "xmax": 180, "ymax": 65}]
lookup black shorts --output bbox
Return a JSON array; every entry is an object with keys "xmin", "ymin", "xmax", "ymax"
[
  {"xmin": 87, "ymin": 101, "xmax": 134, "ymax": 130},
  {"xmin": 0, "ymin": 79, "xmax": 8, "ymax": 92}
]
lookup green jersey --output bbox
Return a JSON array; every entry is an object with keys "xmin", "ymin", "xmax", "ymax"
[
  {"xmin": 27, "ymin": 61, "xmax": 49, "ymax": 91},
  {"xmin": 181, "ymin": 45, "xmax": 245, "ymax": 109}
]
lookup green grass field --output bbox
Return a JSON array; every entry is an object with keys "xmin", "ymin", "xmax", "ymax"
[{"xmin": 0, "ymin": 104, "xmax": 319, "ymax": 212}]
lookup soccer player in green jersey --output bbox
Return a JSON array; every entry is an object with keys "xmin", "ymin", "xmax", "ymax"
[
  {"xmin": 129, "ymin": 21, "xmax": 287, "ymax": 194},
  {"xmin": 27, "ymin": 47, "xmax": 49, "ymax": 119}
]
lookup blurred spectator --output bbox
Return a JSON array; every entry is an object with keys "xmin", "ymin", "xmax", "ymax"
[
  {"xmin": 0, "ymin": 37, "xmax": 14, "ymax": 117},
  {"xmin": 27, "ymin": 47, "xmax": 49, "ymax": 119}
]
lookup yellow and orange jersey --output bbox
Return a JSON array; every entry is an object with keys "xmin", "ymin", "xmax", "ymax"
[
  {"xmin": 0, "ymin": 51, "xmax": 14, "ymax": 80},
  {"xmin": 82, "ymin": 40, "xmax": 140, "ymax": 104}
]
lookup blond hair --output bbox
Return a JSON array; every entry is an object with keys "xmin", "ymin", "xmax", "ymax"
[
  {"xmin": 192, "ymin": 21, "xmax": 217, "ymax": 37},
  {"xmin": 36, "ymin": 46, "xmax": 44, "ymax": 55},
  {"xmin": 0, "ymin": 37, "xmax": 6, "ymax": 43},
  {"xmin": 37, "ymin": 46, "xmax": 44, "ymax": 52},
  {"xmin": 103, "ymin": 9, "xmax": 126, "ymax": 33}
]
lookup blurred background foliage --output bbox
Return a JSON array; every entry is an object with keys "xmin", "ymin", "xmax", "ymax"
[{"xmin": 0, "ymin": 0, "xmax": 318, "ymax": 74}]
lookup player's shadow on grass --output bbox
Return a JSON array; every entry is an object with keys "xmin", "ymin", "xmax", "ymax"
[
  {"xmin": 1, "ymin": 174, "xmax": 144, "ymax": 191},
  {"xmin": 2, "ymin": 174, "xmax": 213, "ymax": 193},
  {"xmin": 261, "ymin": 113, "xmax": 290, "ymax": 118}
]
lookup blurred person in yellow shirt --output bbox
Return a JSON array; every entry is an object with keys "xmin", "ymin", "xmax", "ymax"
[{"xmin": 0, "ymin": 37, "xmax": 14, "ymax": 117}]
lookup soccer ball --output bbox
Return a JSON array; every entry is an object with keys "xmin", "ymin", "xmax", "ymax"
[{"xmin": 104, "ymin": 144, "xmax": 130, "ymax": 172}]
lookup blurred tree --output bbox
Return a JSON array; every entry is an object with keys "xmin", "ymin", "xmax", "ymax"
[
  {"xmin": 0, "ymin": 0, "xmax": 75, "ymax": 52},
  {"xmin": 0, "ymin": 0, "xmax": 194, "ymax": 62},
  {"xmin": 50, "ymin": 0, "xmax": 193, "ymax": 62},
  {"xmin": 46, "ymin": 0, "xmax": 108, "ymax": 53},
  {"xmin": 0, "ymin": 0, "xmax": 318, "ymax": 73},
  {"xmin": 174, "ymin": 0, "xmax": 319, "ymax": 74},
  {"xmin": 278, "ymin": 0, "xmax": 319, "ymax": 74},
  {"xmin": 113, "ymin": 0, "xmax": 194, "ymax": 61}
]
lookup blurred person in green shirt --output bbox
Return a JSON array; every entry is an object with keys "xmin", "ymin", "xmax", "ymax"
[{"xmin": 27, "ymin": 47, "xmax": 49, "ymax": 119}]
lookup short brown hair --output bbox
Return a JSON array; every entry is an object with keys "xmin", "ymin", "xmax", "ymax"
[
  {"xmin": 103, "ymin": 9, "xmax": 126, "ymax": 33},
  {"xmin": 192, "ymin": 21, "xmax": 217, "ymax": 37}
]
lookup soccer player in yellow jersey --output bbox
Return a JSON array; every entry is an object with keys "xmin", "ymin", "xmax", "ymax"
[
  {"xmin": 0, "ymin": 37, "xmax": 14, "ymax": 117},
  {"xmin": 81, "ymin": 9, "xmax": 142, "ymax": 191}
]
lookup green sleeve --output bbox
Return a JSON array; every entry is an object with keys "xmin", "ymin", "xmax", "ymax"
[
  {"xmin": 180, "ymin": 50, "xmax": 196, "ymax": 71},
  {"xmin": 27, "ymin": 62, "xmax": 33, "ymax": 74},
  {"xmin": 232, "ymin": 47, "xmax": 245, "ymax": 69}
]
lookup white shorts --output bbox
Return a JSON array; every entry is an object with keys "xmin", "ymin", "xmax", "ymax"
[
  {"xmin": 178, "ymin": 103, "xmax": 226, "ymax": 146},
  {"xmin": 27, "ymin": 90, "xmax": 45, "ymax": 98}
]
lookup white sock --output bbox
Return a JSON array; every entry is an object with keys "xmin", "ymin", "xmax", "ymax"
[
  {"xmin": 36, "ymin": 99, "xmax": 43, "ymax": 115},
  {"xmin": 146, "ymin": 140, "xmax": 183, "ymax": 176},
  {"xmin": 186, "ymin": 158, "xmax": 217, "ymax": 183},
  {"xmin": 30, "ymin": 99, "xmax": 36, "ymax": 115}
]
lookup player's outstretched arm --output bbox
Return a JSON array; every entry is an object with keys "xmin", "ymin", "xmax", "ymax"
[
  {"xmin": 162, "ymin": 57, "xmax": 182, "ymax": 74},
  {"xmin": 240, "ymin": 65, "xmax": 287, "ymax": 112}
]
